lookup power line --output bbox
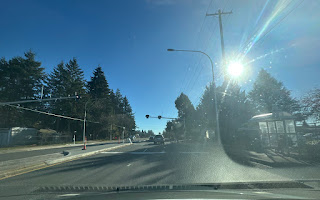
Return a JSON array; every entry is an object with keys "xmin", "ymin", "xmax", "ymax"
[
  {"xmin": 177, "ymin": 0, "xmax": 214, "ymax": 95},
  {"xmin": 7, "ymin": 104, "xmax": 99, "ymax": 123},
  {"xmin": 185, "ymin": 1, "xmax": 233, "ymax": 95},
  {"xmin": 181, "ymin": 0, "xmax": 227, "ymax": 95}
]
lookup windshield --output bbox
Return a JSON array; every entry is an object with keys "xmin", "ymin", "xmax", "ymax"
[{"xmin": 0, "ymin": 0, "xmax": 320, "ymax": 197}]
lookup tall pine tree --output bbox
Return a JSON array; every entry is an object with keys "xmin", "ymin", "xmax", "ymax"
[
  {"xmin": 248, "ymin": 69, "xmax": 298, "ymax": 114},
  {"xmin": 0, "ymin": 51, "xmax": 46, "ymax": 127},
  {"xmin": 174, "ymin": 93, "xmax": 195, "ymax": 138},
  {"xmin": 47, "ymin": 58, "xmax": 85, "ymax": 135},
  {"xmin": 86, "ymin": 66, "xmax": 112, "ymax": 139}
]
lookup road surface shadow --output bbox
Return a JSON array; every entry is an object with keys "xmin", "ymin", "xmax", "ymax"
[
  {"xmin": 24, "ymin": 143, "xmax": 181, "ymax": 185},
  {"xmin": 221, "ymin": 143, "xmax": 314, "ymax": 168}
]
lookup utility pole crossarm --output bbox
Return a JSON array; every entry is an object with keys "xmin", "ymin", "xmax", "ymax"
[{"xmin": 206, "ymin": 11, "xmax": 232, "ymax": 16}]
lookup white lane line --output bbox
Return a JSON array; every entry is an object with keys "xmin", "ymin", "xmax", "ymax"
[
  {"xmin": 58, "ymin": 194, "xmax": 80, "ymax": 197},
  {"xmin": 101, "ymin": 151, "xmax": 209, "ymax": 155},
  {"xmin": 101, "ymin": 152, "xmax": 124, "ymax": 154},
  {"xmin": 179, "ymin": 152, "xmax": 209, "ymax": 154},
  {"xmin": 130, "ymin": 152, "xmax": 165, "ymax": 155}
]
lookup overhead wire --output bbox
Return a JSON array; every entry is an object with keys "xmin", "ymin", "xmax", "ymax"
[
  {"xmin": 177, "ymin": 0, "xmax": 214, "ymax": 95},
  {"xmin": 7, "ymin": 104, "xmax": 99, "ymax": 123},
  {"xmin": 188, "ymin": 0, "xmax": 232, "ymax": 105},
  {"xmin": 169, "ymin": 0, "xmax": 216, "ymax": 118}
]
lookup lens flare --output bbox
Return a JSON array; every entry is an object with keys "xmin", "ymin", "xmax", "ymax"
[{"xmin": 227, "ymin": 62, "xmax": 244, "ymax": 78}]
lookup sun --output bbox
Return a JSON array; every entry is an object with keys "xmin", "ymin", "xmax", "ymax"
[{"xmin": 227, "ymin": 61, "xmax": 244, "ymax": 78}]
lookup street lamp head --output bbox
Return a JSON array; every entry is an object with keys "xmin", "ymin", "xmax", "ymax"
[{"xmin": 167, "ymin": 49, "xmax": 175, "ymax": 52}]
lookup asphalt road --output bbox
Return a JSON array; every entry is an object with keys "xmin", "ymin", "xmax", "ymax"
[{"xmin": 1, "ymin": 141, "xmax": 320, "ymax": 198}]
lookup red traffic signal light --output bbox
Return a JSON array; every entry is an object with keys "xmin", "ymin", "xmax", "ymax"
[
  {"xmin": 158, "ymin": 115, "xmax": 162, "ymax": 119},
  {"xmin": 146, "ymin": 115, "xmax": 149, "ymax": 119}
]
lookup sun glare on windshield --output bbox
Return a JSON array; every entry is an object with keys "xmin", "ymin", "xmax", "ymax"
[{"xmin": 227, "ymin": 61, "xmax": 244, "ymax": 78}]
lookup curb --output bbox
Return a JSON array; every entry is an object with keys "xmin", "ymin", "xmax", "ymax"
[{"xmin": 0, "ymin": 143, "xmax": 131, "ymax": 181}]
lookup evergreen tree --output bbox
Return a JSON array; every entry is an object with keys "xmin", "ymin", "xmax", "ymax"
[
  {"xmin": 109, "ymin": 89, "xmax": 117, "ymax": 114},
  {"xmin": 0, "ymin": 51, "xmax": 45, "ymax": 127},
  {"xmin": 174, "ymin": 93, "xmax": 195, "ymax": 138},
  {"xmin": 217, "ymin": 82, "xmax": 253, "ymax": 144},
  {"xmin": 87, "ymin": 66, "xmax": 110, "ymax": 99},
  {"xmin": 196, "ymin": 84, "xmax": 217, "ymax": 131},
  {"xmin": 47, "ymin": 58, "xmax": 85, "ymax": 135},
  {"xmin": 86, "ymin": 66, "xmax": 112, "ymax": 139},
  {"xmin": 248, "ymin": 69, "xmax": 298, "ymax": 114},
  {"xmin": 114, "ymin": 89, "xmax": 124, "ymax": 114},
  {"xmin": 123, "ymin": 96, "xmax": 133, "ymax": 116}
]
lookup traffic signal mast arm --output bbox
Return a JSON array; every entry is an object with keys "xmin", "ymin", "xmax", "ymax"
[{"xmin": 145, "ymin": 115, "xmax": 177, "ymax": 120}]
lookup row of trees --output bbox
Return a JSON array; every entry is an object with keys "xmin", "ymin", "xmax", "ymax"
[
  {"xmin": 164, "ymin": 68, "xmax": 316, "ymax": 143},
  {"xmin": 0, "ymin": 51, "xmax": 136, "ymax": 140}
]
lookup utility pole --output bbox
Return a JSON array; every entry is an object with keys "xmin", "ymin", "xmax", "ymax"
[
  {"xmin": 122, "ymin": 127, "xmax": 125, "ymax": 143},
  {"xmin": 183, "ymin": 116, "xmax": 186, "ymax": 140},
  {"xmin": 206, "ymin": 9, "xmax": 232, "ymax": 78},
  {"xmin": 110, "ymin": 124, "xmax": 113, "ymax": 141}
]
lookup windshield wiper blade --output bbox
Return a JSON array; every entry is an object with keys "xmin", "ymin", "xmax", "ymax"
[{"xmin": 35, "ymin": 180, "xmax": 314, "ymax": 194}]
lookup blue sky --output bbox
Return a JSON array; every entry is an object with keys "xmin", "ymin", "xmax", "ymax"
[{"xmin": 0, "ymin": 0, "xmax": 319, "ymax": 133}]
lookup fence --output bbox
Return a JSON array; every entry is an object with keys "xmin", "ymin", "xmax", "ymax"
[{"xmin": 0, "ymin": 127, "xmax": 72, "ymax": 147}]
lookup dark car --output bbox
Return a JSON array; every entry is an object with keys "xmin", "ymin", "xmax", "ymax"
[
  {"xmin": 148, "ymin": 136, "xmax": 154, "ymax": 142},
  {"xmin": 153, "ymin": 135, "xmax": 164, "ymax": 145}
]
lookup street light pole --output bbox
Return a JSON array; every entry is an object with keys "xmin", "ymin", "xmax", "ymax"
[{"xmin": 167, "ymin": 49, "xmax": 221, "ymax": 144}]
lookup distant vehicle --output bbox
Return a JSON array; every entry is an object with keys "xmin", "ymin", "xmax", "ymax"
[
  {"xmin": 148, "ymin": 136, "xmax": 154, "ymax": 142},
  {"xmin": 154, "ymin": 135, "xmax": 164, "ymax": 145}
]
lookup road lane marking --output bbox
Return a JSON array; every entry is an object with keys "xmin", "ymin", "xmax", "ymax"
[
  {"xmin": 58, "ymin": 194, "xmax": 80, "ymax": 197},
  {"xmin": 101, "ymin": 151, "xmax": 164, "ymax": 155},
  {"xmin": 100, "ymin": 151, "xmax": 211, "ymax": 155},
  {"xmin": 100, "ymin": 152, "xmax": 124, "ymax": 154},
  {"xmin": 143, "ymin": 149, "xmax": 147, "ymax": 152},
  {"xmin": 179, "ymin": 152, "xmax": 209, "ymax": 154},
  {"xmin": 130, "ymin": 152, "xmax": 165, "ymax": 155}
]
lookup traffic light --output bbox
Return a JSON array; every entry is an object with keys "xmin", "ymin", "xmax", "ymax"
[
  {"xmin": 146, "ymin": 115, "xmax": 149, "ymax": 119},
  {"xmin": 158, "ymin": 115, "xmax": 162, "ymax": 119},
  {"xmin": 75, "ymin": 93, "xmax": 81, "ymax": 101}
]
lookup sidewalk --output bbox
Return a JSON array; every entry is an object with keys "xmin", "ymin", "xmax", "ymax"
[
  {"xmin": 0, "ymin": 141, "xmax": 132, "ymax": 180},
  {"xmin": 224, "ymin": 145, "xmax": 312, "ymax": 167},
  {"xmin": 0, "ymin": 140, "xmax": 116, "ymax": 154},
  {"xmin": 247, "ymin": 149, "xmax": 311, "ymax": 167}
]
